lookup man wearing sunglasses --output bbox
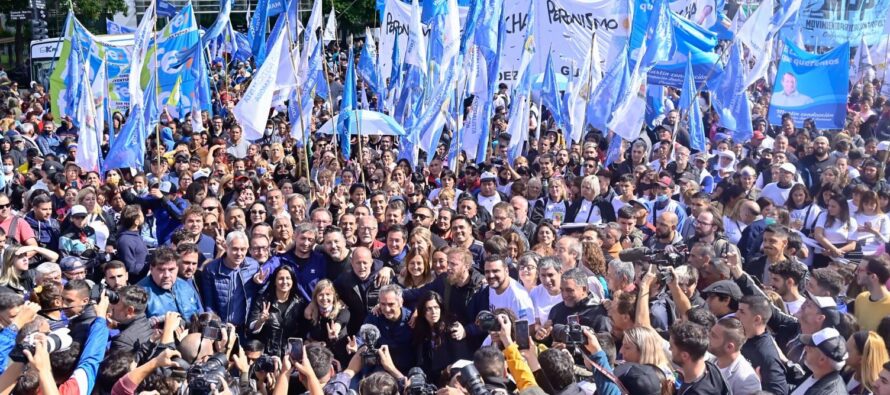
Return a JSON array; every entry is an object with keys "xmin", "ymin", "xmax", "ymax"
[{"xmin": 0, "ymin": 193, "xmax": 37, "ymax": 247}]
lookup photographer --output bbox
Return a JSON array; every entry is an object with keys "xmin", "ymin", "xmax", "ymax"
[
  {"xmin": 109, "ymin": 285, "xmax": 153, "ymax": 353},
  {"xmin": 0, "ymin": 296, "xmax": 40, "ymax": 374},
  {"xmin": 108, "ymin": 348, "xmax": 183, "ymax": 395}
]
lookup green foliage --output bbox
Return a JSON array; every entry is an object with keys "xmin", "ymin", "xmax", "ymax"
[{"xmin": 325, "ymin": 0, "xmax": 376, "ymax": 35}]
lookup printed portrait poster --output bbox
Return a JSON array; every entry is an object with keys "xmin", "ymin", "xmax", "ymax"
[{"xmin": 767, "ymin": 39, "xmax": 849, "ymax": 130}]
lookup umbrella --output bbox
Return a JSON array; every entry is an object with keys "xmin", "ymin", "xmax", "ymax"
[
  {"xmin": 316, "ymin": 110, "xmax": 407, "ymax": 136},
  {"xmin": 531, "ymin": 72, "xmax": 569, "ymax": 92}
]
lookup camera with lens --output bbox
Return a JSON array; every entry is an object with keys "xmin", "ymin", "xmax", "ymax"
[
  {"xmin": 458, "ymin": 364, "xmax": 490, "ymax": 395},
  {"xmin": 10, "ymin": 332, "xmax": 71, "ymax": 363},
  {"xmin": 253, "ymin": 355, "xmax": 276, "ymax": 373},
  {"xmin": 358, "ymin": 324, "xmax": 380, "ymax": 368},
  {"xmin": 476, "ymin": 311, "xmax": 500, "ymax": 332},
  {"xmin": 187, "ymin": 353, "xmax": 231, "ymax": 395},
  {"xmin": 552, "ymin": 324, "xmax": 584, "ymax": 345},
  {"xmin": 405, "ymin": 367, "xmax": 437, "ymax": 395}
]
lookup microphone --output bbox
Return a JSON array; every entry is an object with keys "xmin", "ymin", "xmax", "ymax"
[
  {"xmin": 358, "ymin": 324, "xmax": 381, "ymax": 346},
  {"xmin": 618, "ymin": 247, "xmax": 654, "ymax": 262}
]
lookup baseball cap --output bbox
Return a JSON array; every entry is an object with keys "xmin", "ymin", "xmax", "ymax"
[
  {"xmin": 42, "ymin": 160, "xmax": 64, "ymax": 175},
  {"xmin": 69, "ymin": 205, "xmax": 88, "ymax": 217},
  {"xmin": 752, "ymin": 130, "xmax": 766, "ymax": 140},
  {"xmin": 629, "ymin": 198, "xmax": 649, "ymax": 211},
  {"xmin": 614, "ymin": 363, "xmax": 662, "ymax": 395},
  {"xmin": 480, "ymin": 172, "xmax": 497, "ymax": 182},
  {"xmin": 779, "ymin": 163, "xmax": 797, "ymax": 174},
  {"xmin": 800, "ymin": 327, "xmax": 848, "ymax": 362},
  {"xmin": 193, "ymin": 169, "xmax": 211, "ymax": 181},
  {"xmin": 59, "ymin": 256, "xmax": 85, "ymax": 272},
  {"xmin": 692, "ymin": 152, "xmax": 711, "ymax": 162},
  {"xmin": 718, "ymin": 150, "xmax": 736, "ymax": 162},
  {"xmin": 878, "ymin": 141, "xmax": 890, "ymax": 152},
  {"xmin": 702, "ymin": 280, "xmax": 743, "ymax": 301},
  {"xmin": 805, "ymin": 290, "xmax": 841, "ymax": 328},
  {"xmin": 656, "ymin": 176, "xmax": 674, "ymax": 188},
  {"xmin": 159, "ymin": 181, "xmax": 176, "ymax": 194}
]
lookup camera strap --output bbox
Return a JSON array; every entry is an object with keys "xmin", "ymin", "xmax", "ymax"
[{"xmin": 587, "ymin": 359, "xmax": 630, "ymax": 395}]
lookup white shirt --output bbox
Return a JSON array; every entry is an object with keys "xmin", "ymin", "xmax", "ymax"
[
  {"xmin": 571, "ymin": 199, "xmax": 602, "ymax": 224},
  {"xmin": 816, "ymin": 213, "xmax": 858, "ymax": 246},
  {"xmin": 791, "ymin": 376, "xmax": 817, "ymax": 395},
  {"xmin": 530, "ymin": 285, "xmax": 563, "ymax": 325},
  {"xmin": 489, "ymin": 279, "xmax": 535, "ymax": 322},
  {"xmin": 723, "ymin": 216, "xmax": 747, "ymax": 245},
  {"xmin": 790, "ymin": 205, "xmax": 822, "ymax": 233},
  {"xmin": 760, "ymin": 182, "xmax": 796, "ymax": 206},
  {"xmin": 784, "ymin": 297, "xmax": 805, "ymax": 315},
  {"xmin": 477, "ymin": 193, "xmax": 502, "ymax": 216},
  {"xmin": 854, "ymin": 212, "xmax": 890, "ymax": 256}
]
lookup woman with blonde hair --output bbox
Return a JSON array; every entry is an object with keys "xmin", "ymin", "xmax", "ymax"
[
  {"xmin": 399, "ymin": 251, "xmax": 436, "ymax": 289},
  {"xmin": 0, "ymin": 245, "xmax": 58, "ymax": 295},
  {"xmin": 76, "ymin": 186, "xmax": 116, "ymax": 249},
  {"xmin": 305, "ymin": 279, "xmax": 350, "ymax": 364},
  {"xmin": 408, "ymin": 227, "xmax": 434, "ymax": 261},
  {"xmin": 846, "ymin": 330, "xmax": 890, "ymax": 394},
  {"xmin": 620, "ymin": 326, "xmax": 674, "ymax": 379}
]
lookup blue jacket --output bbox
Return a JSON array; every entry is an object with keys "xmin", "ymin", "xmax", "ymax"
[
  {"xmin": 117, "ymin": 230, "xmax": 149, "ymax": 277},
  {"xmin": 199, "ymin": 257, "xmax": 261, "ymax": 326},
  {"xmin": 0, "ymin": 325, "xmax": 17, "ymax": 374},
  {"xmin": 127, "ymin": 193, "xmax": 188, "ymax": 245},
  {"xmin": 364, "ymin": 307, "xmax": 416, "ymax": 373},
  {"xmin": 138, "ymin": 276, "xmax": 203, "ymax": 321},
  {"xmin": 23, "ymin": 212, "xmax": 60, "ymax": 249}
]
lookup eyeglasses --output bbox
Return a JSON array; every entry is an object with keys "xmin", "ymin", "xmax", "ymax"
[
  {"xmin": 250, "ymin": 210, "xmax": 266, "ymax": 215},
  {"xmin": 694, "ymin": 219, "xmax": 713, "ymax": 227},
  {"xmin": 0, "ymin": 203, "xmax": 10, "ymax": 209},
  {"xmin": 519, "ymin": 265, "xmax": 537, "ymax": 271},
  {"xmin": 251, "ymin": 245, "xmax": 269, "ymax": 251},
  {"xmin": 370, "ymin": 179, "xmax": 381, "ymax": 183}
]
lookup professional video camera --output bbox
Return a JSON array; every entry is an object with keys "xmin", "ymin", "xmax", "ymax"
[
  {"xmin": 358, "ymin": 324, "xmax": 380, "ymax": 367},
  {"xmin": 253, "ymin": 355, "xmax": 277, "ymax": 373},
  {"xmin": 552, "ymin": 324, "xmax": 584, "ymax": 346},
  {"xmin": 405, "ymin": 367, "xmax": 437, "ymax": 395},
  {"xmin": 618, "ymin": 246, "xmax": 686, "ymax": 267},
  {"xmin": 187, "ymin": 353, "xmax": 235, "ymax": 395},
  {"xmin": 9, "ymin": 331, "xmax": 73, "ymax": 363}
]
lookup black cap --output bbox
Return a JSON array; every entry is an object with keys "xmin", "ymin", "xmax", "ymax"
[
  {"xmin": 805, "ymin": 291, "xmax": 841, "ymax": 328},
  {"xmin": 800, "ymin": 327, "xmax": 848, "ymax": 363},
  {"xmin": 702, "ymin": 280, "xmax": 743, "ymax": 301},
  {"xmin": 615, "ymin": 363, "xmax": 662, "ymax": 395},
  {"xmin": 42, "ymin": 160, "xmax": 64, "ymax": 175}
]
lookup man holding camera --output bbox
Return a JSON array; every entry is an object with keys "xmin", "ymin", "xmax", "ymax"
[
  {"xmin": 109, "ymin": 285, "xmax": 153, "ymax": 353},
  {"xmin": 363, "ymin": 284, "xmax": 415, "ymax": 374},
  {"xmin": 542, "ymin": 268, "xmax": 611, "ymax": 340}
]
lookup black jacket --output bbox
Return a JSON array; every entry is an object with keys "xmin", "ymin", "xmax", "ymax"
[
  {"xmin": 801, "ymin": 371, "xmax": 847, "ymax": 395},
  {"xmin": 111, "ymin": 314, "xmax": 154, "ymax": 353},
  {"xmin": 565, "ymin": 198, "xmax": 613, "ymax": 224},
  {"xmin": 68, "ymin": 305, "xmax": 98, "ymax": 346},
  {"xmin": 334, "ymin": 261, "xmax": 387, "ymax": 336},
  {"xmin": 547, "ymin": 295, "xmax": 612, "ymax": 334},
  {"xmin": 741, "ymin": 331, "xmax": 790, "ymax": 395},
  {"xmin": 404, "ymin": 270, "xmax": 485, "ymax": 325},
  {"xmin": 246, "ymin": 294, "xmax": 305, "ymax": 357},
  {"xmin": 678, "ymin": 361, "xmax": 731, "ymax": 395}
]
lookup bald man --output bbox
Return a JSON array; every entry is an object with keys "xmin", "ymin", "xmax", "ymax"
[
  {"xmin": 178, "ymin": 332, "xmax": 215, "ymax": 362},
  {"xmin": 646, "ymin": 212, "xmax": 683, "ymax": 250},
  {"xmin": 334, "ymin": 246, "xmax": 389, "ymax": 335}
]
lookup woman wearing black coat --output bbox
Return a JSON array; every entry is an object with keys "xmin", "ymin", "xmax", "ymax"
[
  {"xmin": 246, "ymin": 265, "xmax": 305, "ymax": 357},
  {"xmin": 413, "ymin": 291, "xmax": 472, "ymax": 386}
]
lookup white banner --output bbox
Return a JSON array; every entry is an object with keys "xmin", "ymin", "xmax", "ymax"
[{"xmin": 379, "ymin": 0, "xmax": 628, "ymax": 88}]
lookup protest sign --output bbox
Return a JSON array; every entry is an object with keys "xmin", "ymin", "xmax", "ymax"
[
  {"xmin": 767, "ymin": 39, "xmax": 849, "ymax": 130},
  {"xmin": 794, "ymin": 0, "xmax": 890, "ymax": 47}
]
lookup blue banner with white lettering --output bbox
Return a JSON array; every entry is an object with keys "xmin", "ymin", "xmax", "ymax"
[
  {"xmin": 791, "ymin": 0, "xmax": 890, "ymax": 47},
  {"xmin": 767, "ymin": 39, "xmax": 849, "ymax": 130}
]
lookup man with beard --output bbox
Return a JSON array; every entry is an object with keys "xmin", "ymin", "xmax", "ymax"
[
  {"xmin": 312, "ymin": 226, "xmax": 352, "ymax": 282},
  {"xmin": 411, "ymin": 206, "xmax": 447, "ymax": 248},
  {"xmin": 225, "ymin": 206, "xmax": 247, "ymax": 232},
  {"xmin": 486, "ymin": 202, "xmax": 530, "ymax": 249},
  {"xmin": 450, "ymin": 215, "xmax": 485, "ymax": 270},
  {"xmin": 179, "ymin": 206, "xmax": 217, "ymax": 261},
  {"xmin": 708, "ymin": 317, "xmax": 762, "ymax": 395},
  {"xmin": 138, "ymin": 247, "xmax": 202, "ymax": 321},
  {"xmin": 467, "ymin": 255, "xmax": 535, "ymax": 345},
  {"xmin": 685, "ymin": 206, "xmax": 740, "ymax": 258},
  {"xmin": 176, "ymin": 243, "xmax": 204, "ymax": 300},
  {"xmin": 403, "ymin": 247, "xmax": 485, "ymax": 325},
  {"xmin": 768, "ymin": 260, "xmax": 806, "ymax": 315},
  {"xmin": 545, "ymin": 268, "xmax": 611, "ymax": 335},
  {"xmin": 670, "ymin": 321, "xmax": 731, "ymax": 394},
  {"xmin": 645, "ymin": 212, "xmax": 683, "ymax": 250},
  {"xmin": 847, "ymin": 159, "xmax": 889, "ymax": 195},
  {"xmin": 509, "ymin": 196, "xmax": 536, "ymax": 241},
  {"xmin": 799, "ymin": 136, "xmax": 836, "ymax": 194}
]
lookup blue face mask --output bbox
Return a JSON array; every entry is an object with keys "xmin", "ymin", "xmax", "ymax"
[{"xmin": 656, "ymin": 194, "xmax": 669, "ymax": 203}]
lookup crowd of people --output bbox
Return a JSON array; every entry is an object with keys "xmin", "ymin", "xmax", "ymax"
[{"xmin": 1, "ymin": 25, "xmax": 890, "ymax": 395}]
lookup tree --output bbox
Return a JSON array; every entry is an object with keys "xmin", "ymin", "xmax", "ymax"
[{"xmin": 325, "ymin": 0, "xmax": 375, "ymax": 35}]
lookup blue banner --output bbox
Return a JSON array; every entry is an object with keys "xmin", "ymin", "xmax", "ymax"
[
  {"xmin": 767, "ymin": 40, "xmax": 849, "ymax": 130},
  {"xmin": 790, "ymin": 0, "xmax": 890, "ymax": 47},
  {"xmin": 106, "ymin": 19, "xmax": 135, "ymax": 34},
  {"xmin": 158, "ymin": 0, "xmax": 177, "ymax": 17}
]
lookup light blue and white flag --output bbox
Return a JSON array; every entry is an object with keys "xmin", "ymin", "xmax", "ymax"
[
  {"xmin": 737, "ymin": 0, "xmax": 773, "ymax": 89},
  {"xmin": 680, "ymin": 57, "xmax": 706, "ymax": 153},
  {"xmin": 394, "ymin": 0, "xmax": 428, "ymax": 124},
  {"xmin": 75, "ymin": 55, "xmax": 101, "ymax": 173},
  {"xmin": 506, "ymin": 0, "xmax": 536, "ymax": 163},
  {"xmin": 768, "ymin": 0, "xmax": 803, "ymax": 37},
  {"xmin": 104, "ymin": 103, "xmax": 146, "ymax": 171},
  {"xmin": 247, "ymin": 0, "xmax": 272, "ymax": 66},
  {"xmin": 201, "ymin": 0, "xmax": 233, "ymax": 47},
  {"xmin": 298, "ymin": 0, "xmax": 323, "ymax": 85},
  {"xmin": 106, "ymin": 19, "xmax": 135, "ymax": 34},
  {"xmin": 712, "ymin": 42, "xmax": 753, "ymax": 143},
  {"xmin": 564, "ymin": 33, "xmax": 602, "ymax": 146},
  {"xmin": 129, "ymin": 0, "xmax": 157, "ymax": 109},
  {"xmin": 586, "ymin": 47, "xmax": 631, "ymax": 133},
  {"xmin": 233, "ymin": 23, "xmax": 288, "ymax": 140},
  {"xmin": 158, "ymin": 0, "xmax": 177, "ymax": 17},
  {"xmin": 540, "ymin": 51, "xmax": 565, "ymax": 131},
  {"xmin": 339, "ymin": 47, "xmax": 358, "ymax": 159}
]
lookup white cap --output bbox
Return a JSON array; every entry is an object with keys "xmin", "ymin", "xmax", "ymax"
[
  {"xmin": 779, "ymin": 163, "xmax": 797, "ymax": 174},
  {"xmin": 480, "ymin": 172, "xmax": 497, "ymax": 182},
  {"xmin": 193, "ymin": 169, "xmax": 211, "ymax": 181},
  {"xmin": 159, "ymin": 181, "xmax": 174, "ymax": 194},
  {"xmin": 69, "ymin": 205, "xmax": 87, "ymax": 217},
  {"xmin": 878, "ymin": 141, "xmax": 890, "ymax": 151}
]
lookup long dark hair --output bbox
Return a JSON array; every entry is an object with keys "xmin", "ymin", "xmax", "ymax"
[
  {"xmin": 826, "ymin": 193, "xmax": 851, "ymax": 229},
  {"xmin": 412, "ymin": 291, "xmax": 452, "ymax": 347},
  {"xmin": 786, "ymin": 183, "xmax": 813, "ymax": 211},
  {"xmin": 263, "ymin": 265, "xmax": 299, "ymax": 304}
]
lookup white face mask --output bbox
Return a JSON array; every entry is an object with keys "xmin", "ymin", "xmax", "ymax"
[
  {"xmin": 209, "ymin": 184, "xmax": 220, "ymax": 194},
  {"xmin": 264, "ymin": 128, "xmax": 273, "ymax": 136},
  {"xmin": 2, "ymin": 165, "xmax": 12, "ymax": 174}
]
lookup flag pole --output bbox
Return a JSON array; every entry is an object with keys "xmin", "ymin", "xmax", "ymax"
[
  {"xmin": 282, "ymin": 4, "xmax": 316, "ymax": 202},
  {"xmin": 319, "ymin": 38, "xmax": 341, "ymax": 160},
  {"xmin": 350, "ymin": 37, "xmax": 367, "ymax": 185},
  {"xmin": 152, "ymin": 8, "xmax": 162, "ymax": 172}
]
